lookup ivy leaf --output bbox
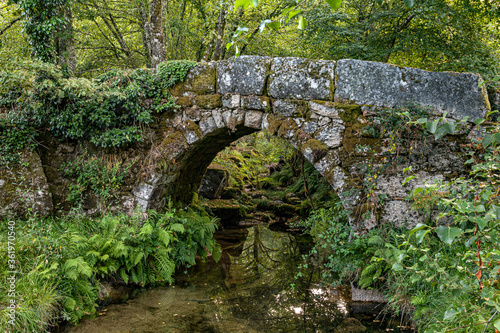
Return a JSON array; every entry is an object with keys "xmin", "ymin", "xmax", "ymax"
[
  {"xmin": 298, "ymin": 16, "xmax": 307, "ymax": 30},
  {"xmin": 426, "ymin": 119, "xmax": 439, "ymax": 134},
  {"xmin": 436, "ymin": 226, "xmax": 462, "ymax": 245},
  {"xmin": 324, "ymin": 0, "xmax": 342, "ymax": 10},
  {"xmin": 434, "ymin": 122, "xmax": 456, "ymax": 140}
]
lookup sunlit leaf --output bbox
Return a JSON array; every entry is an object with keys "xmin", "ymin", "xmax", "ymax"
[
  {"xmin": 298, "ymin": 16, "xmax": 307, "ymax": 30},
  {"xmin": 268, "ymin": 21, "xmax": 281, "ymax": 30},
  {"xmin": 324, "ymin": 0, "xmax": 342, "ymax": 10}
]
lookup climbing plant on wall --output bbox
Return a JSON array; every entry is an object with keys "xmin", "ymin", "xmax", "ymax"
[{"xmin": 0, "ymin": 60, "xmax": 196, "ymax": 165}]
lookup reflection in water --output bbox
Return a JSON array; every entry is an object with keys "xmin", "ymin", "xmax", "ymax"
[{"xmin": 65, "ymin": 224, "xmax": 364, "ymax": 333}]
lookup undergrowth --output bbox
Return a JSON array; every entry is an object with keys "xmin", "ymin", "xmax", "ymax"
[
  {"xmin": 0, "ymin": 60, "xmax": 196, "ymax": 165},
  {"xmin": 0, "ymin": 206, "xmax": 220, "ymax": 332}
]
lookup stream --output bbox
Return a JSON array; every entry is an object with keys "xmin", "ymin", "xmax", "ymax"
[{"xmin": 64, "ymin": 222, "xmax": 409, "ymax": 333}]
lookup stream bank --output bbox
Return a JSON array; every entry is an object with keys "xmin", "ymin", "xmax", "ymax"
[{"xmin": 63, "ymin": 223, "xmax": 411, "ymax": 333}]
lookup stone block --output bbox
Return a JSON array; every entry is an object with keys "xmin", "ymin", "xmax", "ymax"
[
  {"xmin": 382, "ymin": 200, "xmax": 421, "ymax": 228},
  {"xmin": 335, "ymin": 59, "xmax": 490, "ymax": 121},
  {"xmin": 268, "ymin": 57, "xmax": 335, "ymax": 100},
  {"xmin": 212, "ymin": 109, "xmax": 225, "ymax": 128},
  {"xmin": 272, "ymin": 99, "xmax": 308, "ymax": 117},
  {"xmin": 309, "ymin": 101, "xmax": 341, "ymax": 119},
  {"xmin": 195, "ymin": 94, "xmax": 222, "ymax": 108},
  {"xmin": 244, "ymin": 110, "xmax": 264, "ymax": 129},
  {"xmin": 217, "ymin": 56, "xmax": 270, "ymax": 95},
  {"xmin": 170, "ymin": 62, "xmax": 216, "ymax": 96},
  {"xmin": 241, "ymin": 95, "xmax": 270, "ymax": 110},
  {"xmin": 222, "ymin": 94, "xmax": 241, "ymax": 109},
  {"xmin": 199, "ymin": 116, "xmax": 217, "ymax": 135},
  {"xmin": 314, "ymin": 121, "xmax": 345, "ymax": 148}
]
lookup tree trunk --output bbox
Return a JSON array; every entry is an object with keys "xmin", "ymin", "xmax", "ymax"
[
  {"xmin": 173, "ymin": 0, "xmax": 187, "ymax": 59},
  {"xmin": 149, "ymin": 0, "xmax": 166, "ymax": 69},
  {"xmin": 211, "ymin": 5, "xmax": 227, "ymax": 61},
  {"xmin": 203, "ymin": 4, "xmax": 226, "ymax": 61},
  {"xmin": 138, "ymin": 0, "xmax": 152, "ymax": 68},
  {"xmin": 57, "ymin": 6, "xmax": 77, "ymax": 74}
]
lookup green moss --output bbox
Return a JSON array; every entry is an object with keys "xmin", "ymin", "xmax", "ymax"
[
  {"xmin": 170, "ymin": 63, "xmax": 216, "ymax": 96},
  {"xmin": 176, "ymin": 96, "xmax": 194, "ymax": 107},
  {"xmin": 183, "ymin": 120, "xmax": 203, "ymax": 139},
  {"xmin": 267, "ymin": 116, "xmax": 284, "ymax": 134},
  {"xmin": 195, "ymin": 94, "xmax": 222, "ymax": 109},
  {"xmin": 301, "ymin": 139, "xmax": 328, "ymax": 162},
  {"xmin": 277, "ymin": 118, "xmax": 299, "ymax": 138}
]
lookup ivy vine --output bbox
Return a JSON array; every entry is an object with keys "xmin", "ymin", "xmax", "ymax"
[{"xmin": 0, "ymin": 60, "xmax": 196, "ymax": 165}]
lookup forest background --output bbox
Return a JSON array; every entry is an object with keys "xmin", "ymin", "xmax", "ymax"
[{"xmin": 1, "ymin": 0, "xmax": 500, "ymax": 85}]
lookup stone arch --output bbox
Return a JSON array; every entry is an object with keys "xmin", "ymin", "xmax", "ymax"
[
  {"xmin": 2, "ymin": 56, "xmax": 489, "ymax": 223},
  {"xmin": 133, "ymin": 55, "xmax": 490, "ymax": 226}
]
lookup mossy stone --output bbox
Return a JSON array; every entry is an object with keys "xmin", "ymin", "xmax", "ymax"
[
  {"xmin": 170, "ymin": 63, "xmax": 216, "ymax": 96},
  {"xmin": 195, "ymin": 95, "xmax": 222, "ymax": 109}
]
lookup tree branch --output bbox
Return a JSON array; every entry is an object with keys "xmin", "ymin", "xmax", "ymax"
[{"xmin": 0, "ymin": 16, "xmax": 21, "ymax": 36}]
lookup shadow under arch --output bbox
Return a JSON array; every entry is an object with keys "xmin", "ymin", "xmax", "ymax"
[{"xmin": 134, "ymin": 105, "xmax": 359, "ymax": 218}]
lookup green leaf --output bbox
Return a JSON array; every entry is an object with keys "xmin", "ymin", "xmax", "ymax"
[
  {"xmin": 474, "ymin": 118, "xmax": 485, "ymax": 125},
  {"xmin": 436, "ymin": 226, "xmax": 462, "ymax": 245},
  {"xmin": 268, "ymin": 21, "xmax": 281, "ymax": 30},
  {"xmin": 494, "ymin": 205, "xmax": 500, "ymax": 219},
  {"xmin": 415, "ymin": 229, "xmax": 431, "ymax": 243},
  {"xmin": 324, "ymin": 0, "xmax": 342, "ymax": 10},
  {"xmin": 392, "ymin": 262, "xmax": 403, "ymax": 271},
  {"xmin": 494, "ymin": 319, "xmax": 500, "ymax": 330},
  {"xmin": 444, "ymin": 308, "xmax": 458, "ymax": 320},
  {"xmin": 409, "ymin": 223, "xmax": 428, "ymax": 237},
  {"xmin": 402, "ymin": 175, "xmax": 415, "ymax": 185},
  {"xmin": 469, "ymin": 216, "xmax": 487, "ymax": 230},
  {"xmin": 482, "ymin": 134, "xmax": 493, "ymax": 148},
  {"xmin": 426, "ymin": 120, "xmax": 438, "ymax": 134},
  {"xmin": 413, "ymin": 187, "xmax": 424, "ymax": 195},
  {"xmin": 235, "ymin": 0, "xmax": 257, "ymax": 9},
  {"xmin": 288, "ymin": 9, "xmax": 303, "ymax": 20},
  {"xmin": 297, "ymin": 16, "xmax": 307, "ymax": 30},
  {"xmin": 403, "ymin": 0, "xmax": 414, "ymax": 7}
]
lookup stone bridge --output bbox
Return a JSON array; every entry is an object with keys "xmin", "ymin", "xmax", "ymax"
[{"xmin": 0, "ymin": 56, "xmax": 490, "ymax": 226}]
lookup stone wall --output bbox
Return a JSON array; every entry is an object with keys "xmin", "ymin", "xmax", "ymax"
[{"xmin": 0, "ymin": 56, "xmax": 490, "ymax": 227}]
